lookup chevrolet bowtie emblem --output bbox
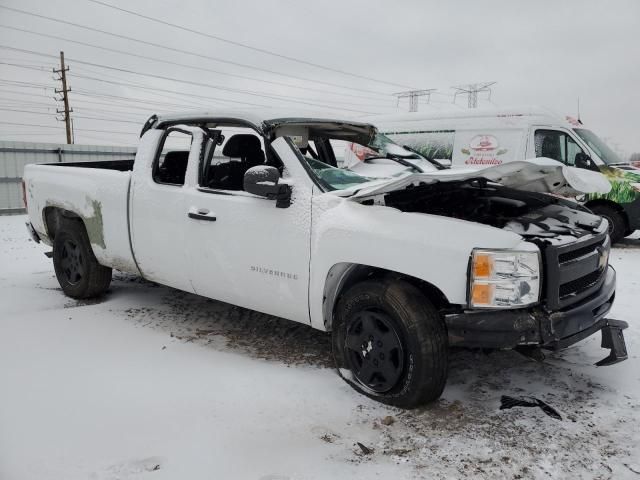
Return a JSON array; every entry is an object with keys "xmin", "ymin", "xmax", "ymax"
[{"xmin": 597, "ymin": 246, "xmax": 609, "ymax": 271}]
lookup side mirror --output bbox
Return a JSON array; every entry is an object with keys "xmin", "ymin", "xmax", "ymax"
[
  {"xmin": 243, "ymin": 166, "xmax": 291, "ymax": 208},
  {"xmin": 575, "ymin": 152, "xmax": 598, "ymax": 171}
]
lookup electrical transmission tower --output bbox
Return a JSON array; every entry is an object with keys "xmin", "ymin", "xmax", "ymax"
[
  {"xmin": 53, "ymin": 51, "xmax": 73, "ymax": 144},
  {"xmin": 394, "ymin": 89, "xmax": 436, "ymax": 112},
  {"xmin": 452, "ymin": 82, "xmax": 496, "ymax": 108}
]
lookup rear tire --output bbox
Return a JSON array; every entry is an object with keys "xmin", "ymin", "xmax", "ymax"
[
  {"xmin": 589, "ymin": 205, "xmax": 626, "ymax": 244},
  {"xmin": 332, "ymin": 277, "xmax": 448, "ymax": 408},
  {"xmin": 52, "ymin": 218, "xmax": 112, "ymax": 299}
]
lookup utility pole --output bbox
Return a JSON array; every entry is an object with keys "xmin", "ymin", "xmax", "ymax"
[
  {"xmin": 394, "ymin": 89, "xmax": 436, "ymax": 112},
  {"xmin": 452, "ymin": 82, "xmax": 496, "ymax": 108},
  {"xmin": 53, "ymin": 51, "xmax": 73, "ymax": 144}
]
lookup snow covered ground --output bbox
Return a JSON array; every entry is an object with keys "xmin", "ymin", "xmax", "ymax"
[{"xmin": 0, "ymin": 214, "xmax": 638, "ymax": 480}]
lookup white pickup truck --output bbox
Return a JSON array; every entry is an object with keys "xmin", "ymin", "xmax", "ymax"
[{"xmin": 23, "ymin": 110, "xmax": 629, "ymax": 408}]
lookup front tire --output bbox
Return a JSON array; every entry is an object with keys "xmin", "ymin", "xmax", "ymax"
[
  {"xmin": 53, "ymin": 218, "xmax": 112, "ymax": 299},
  {"xmin": 332, "ymin": 278, "xmax": 448, "ymax": 408},
  {"xmin": 589, "ymin": 205, "xmax": 626, "ymax": 244}
]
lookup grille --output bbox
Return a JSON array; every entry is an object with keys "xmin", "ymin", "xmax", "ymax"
[
  {"xmin": 558, "ymin": 241, "xmax": 603, "ymax": 264},
  {"xmin": 559, "ymin": 269, "xmax": 604, "ymax": 298},
  {"xmin": 544, "ymin": 231, "xmax": 609, "ymax": 310}
]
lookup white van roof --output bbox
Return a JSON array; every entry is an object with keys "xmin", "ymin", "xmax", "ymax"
[{"xmin": 366, "ymin": 105, "xmax": 583, "ymax": 132}]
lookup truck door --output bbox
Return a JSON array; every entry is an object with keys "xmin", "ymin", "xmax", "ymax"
[
  {"xmin": 182, "ymin": 132, "xmax": 313, "ymax": 324},
  {"xmin": 129, "ymin": 128, "xmax": 196, "ymax": 292}
]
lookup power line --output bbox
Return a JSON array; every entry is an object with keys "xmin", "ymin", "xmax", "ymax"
[
  {"xmin": 0, "ymin": 120, "xmax": 134, "ymax": 134},
  {"xmin": 0, "ymin": 61, "xmax": 51, "ymax": 73},
  {"xmin": 69, "ymin": 72, "xmax": 271, "ymax": 109},
  {"xmin": 0, "ymin": 84, "xmax": 189, "ymax": 111},
  {"xmin": 86, "ymin": 0, "xmax": 413, "ymax": 90},
  {"xmin": 71, "ymin": 90, "xmax": 202, "ymax": 111},
  {"xmin": 0, "ymin": 94, "xmax": 175, "ymax": 114},
  {"xmin": 0, "ymin": 78, "xmax": 53, "ymax": 89},
  {"xmin": 1, "ymin": 57, "xmax": 394, "ymax": 112},
  {"xmin": 68, "ymin": 71, "xmax": 383, "ymax": 113},
  {"xmin": 0, "ymin": 88, "xmax": 53, "ymax": 98},
  {"xmin": 71, "ymin": 67, "xmax": 208, "ymax": 109},
  {"xmin": 68, "ymin": 63, "xmax": 385, "ymax": 112},
  {"xmin": 3, "ymin": 100, "xmax": 154, "ymax": 118},
  {"xmin": 0, "ymin": 57, "xmax": 270, "ymax": 109},
  {"xmin": 0, "ymin": 24, "xmax": 390, "ymax": 103},
  {"xmin": 0, "ymin": 107, "xmax": 141, "ymax": 124},
  {"xmin": 0, "ymin": 5, "xmax": 394, "ymax": 97},
  {"xmin": 0, "ymin": 51, "xmax": 381, "ymax": 113}
]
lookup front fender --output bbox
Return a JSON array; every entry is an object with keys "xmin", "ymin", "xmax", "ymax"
[{"xmin": 309, "ymin": 194, "xmax": 531, "ymax": 330}]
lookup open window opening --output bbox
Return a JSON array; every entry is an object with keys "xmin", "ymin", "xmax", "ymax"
[{"xmin": 153, "ymin": 129, "xmax": 192, "ymax": 186}]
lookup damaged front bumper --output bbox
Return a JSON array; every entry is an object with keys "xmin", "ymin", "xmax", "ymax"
[{"xmin": 445, "ymin": 266, "xmax": 628, "ymax": 365}]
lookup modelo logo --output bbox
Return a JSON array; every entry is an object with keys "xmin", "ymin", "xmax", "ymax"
[{"xmin": 469, "ymin": 135, "xmax": 499, "ymax": 152}]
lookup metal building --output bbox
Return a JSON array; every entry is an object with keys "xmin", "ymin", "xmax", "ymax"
[{"xmin": 0, "ymin": 141, "xmax": 136, "ymax": 214}]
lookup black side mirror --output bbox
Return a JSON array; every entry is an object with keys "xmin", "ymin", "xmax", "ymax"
[
  {"xmin": 575, "ymin": 152, "xmax": 598, "ymax": 171},
  {"xmin": 243, "ymin": 166, "xmax": 291, "ymax": 208}
]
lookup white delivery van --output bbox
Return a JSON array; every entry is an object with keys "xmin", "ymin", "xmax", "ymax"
[{"xmin": 361, "ymin": 106, "xmax": 640, "ymax": 243}]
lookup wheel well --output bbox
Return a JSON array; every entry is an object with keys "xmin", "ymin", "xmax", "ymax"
[
  {"xmin": 322, "ymin": 263, "xmax": 451, "ymax": 331},
  {"xmin": 43, "ymin": 206, "xmax": 84, "ymax": 241},
  {"xmin": 584, "ymin": 199, "xmax": 629, "ymax": 230}
]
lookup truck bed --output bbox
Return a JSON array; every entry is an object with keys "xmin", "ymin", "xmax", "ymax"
[{"xmin": 23, "ymin": 161, "xmax": 138, "ymax": 275}]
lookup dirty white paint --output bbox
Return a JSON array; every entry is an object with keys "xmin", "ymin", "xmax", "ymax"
[{"xmin": 23, "ymin": 163, "xmax": 137, "ymax": 274}]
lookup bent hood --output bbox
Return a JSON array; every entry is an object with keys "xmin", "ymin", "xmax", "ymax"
[{"xmin": 341, "ymin": 158, "xmax": 611, "ymax": 200}]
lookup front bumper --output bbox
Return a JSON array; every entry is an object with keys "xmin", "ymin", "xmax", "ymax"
[{"xmin": 445, "ymin": 266, "xmax": 628, "ymax": 365}]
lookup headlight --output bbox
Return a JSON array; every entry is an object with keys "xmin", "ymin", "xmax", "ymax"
[{"xmin": 469, "ymin": 249, "xmax": 541, "ymax": 309}]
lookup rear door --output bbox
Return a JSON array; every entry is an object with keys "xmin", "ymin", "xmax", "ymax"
[{"xmin": 129, "ymin": 127, "xmax": 197, "ymax": 292}]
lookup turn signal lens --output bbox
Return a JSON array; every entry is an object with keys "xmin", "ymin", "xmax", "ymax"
[{"xmin": 472, "ymin": 253, "xmax": 492, "ymax": 278}]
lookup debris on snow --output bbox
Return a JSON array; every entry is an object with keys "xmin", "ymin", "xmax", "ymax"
[{"xmin": 500, "ymin": 395, "xmax": 563, "ymax": 420}]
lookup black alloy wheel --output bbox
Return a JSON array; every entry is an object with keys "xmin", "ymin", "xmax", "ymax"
[
  {"xmin": 52, "ymin": 218, "xmax": 112, "ymax": 299},
  {"xmin": 332, "ymin": 278, "xmax": 449, "ymax": 408},
  {"xmin": 344, "ymin": 309, "xmax": 404, "ymax": 393},
  {"xmin": 59, "ymin": 239, "xmax": 84, "ymax": 285}
]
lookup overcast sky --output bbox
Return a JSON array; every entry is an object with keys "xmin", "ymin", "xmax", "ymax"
[{"xmin": 0, "ymin": 0, "xmax": 638, "ymax": 155}]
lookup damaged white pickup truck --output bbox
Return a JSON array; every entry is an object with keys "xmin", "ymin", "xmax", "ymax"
[{"xmin": 23, "ymin": 111, "xmax": 629, "ymax": 408}]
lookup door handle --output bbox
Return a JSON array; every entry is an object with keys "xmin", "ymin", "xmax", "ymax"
[{"xmin": 188, "ymin": 208, "xmax": 216, "ymax": 221}]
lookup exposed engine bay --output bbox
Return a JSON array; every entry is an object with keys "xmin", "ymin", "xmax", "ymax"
[{"xmin": 377, "ymin": 178, "xmax": 605, "ymax": 247}]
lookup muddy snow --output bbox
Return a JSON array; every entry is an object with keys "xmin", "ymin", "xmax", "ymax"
[{"xmin": 0, "ymin": 215, "xmax": 638, "ymax": 479}]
